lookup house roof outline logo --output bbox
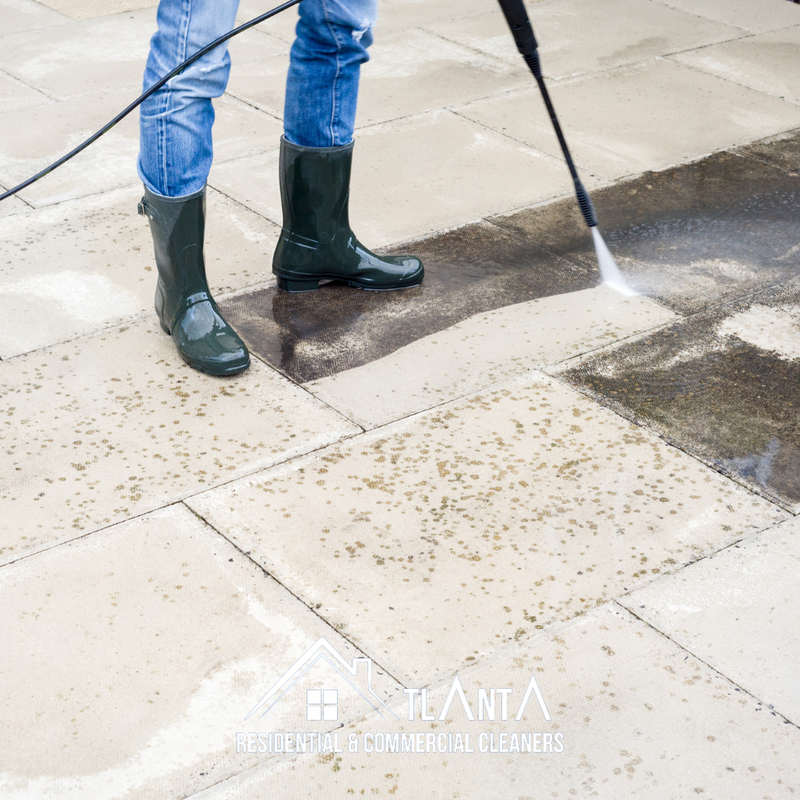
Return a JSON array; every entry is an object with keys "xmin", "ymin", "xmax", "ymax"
[{"xmin": 245, "ymin": 637, "xmax": 399, "ymax": 721}]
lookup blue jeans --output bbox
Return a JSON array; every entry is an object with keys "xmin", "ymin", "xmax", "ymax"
[{"xmin": 138, "ymin": 0, "xmax": 376, "ymax": 197}]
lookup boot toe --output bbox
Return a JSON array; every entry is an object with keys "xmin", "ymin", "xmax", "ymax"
[{"xmin": 172, "ymin": 302, "xmax": 250, "ymax": 376}]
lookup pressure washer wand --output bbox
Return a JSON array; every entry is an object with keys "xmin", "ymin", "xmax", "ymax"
[
  {"xmin": 496, "ymin": 0, "xmax": 597, "ymax": 227},
  {"xmin": 496, "ymin": 0, "xmax": 634, "ymax": 294}
]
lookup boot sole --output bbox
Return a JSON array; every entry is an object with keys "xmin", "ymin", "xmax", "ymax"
[{"xmin": 275, "ymin": 274, "xmax": 423, "ymax": 293}]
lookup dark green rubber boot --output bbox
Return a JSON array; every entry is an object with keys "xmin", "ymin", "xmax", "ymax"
[
  {"xmin": 272, "ymin": 136, "xmax": 424, "ymax": 292},
  {"xmin": 138, "ymin": 185, "xmax": 250, "ymax": 376}
]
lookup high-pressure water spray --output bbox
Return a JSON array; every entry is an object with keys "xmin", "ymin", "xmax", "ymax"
[{"xmin": 496, "ymin": 0, "xmax": 634, "ymax": 295}]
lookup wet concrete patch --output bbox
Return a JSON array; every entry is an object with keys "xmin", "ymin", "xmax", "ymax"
[
  {"xmin": 223, "ymin": 221, "xmax": 596, "ymax": 383},
  {"xmin": 739, "ymin": 128, "xmax": 800, "ymax": 177},
  {"xmin": 225, "ymin": 133, "xmax": 800, "ymax": 384},
  {"xmin": 492, "ymin": 147, "xmax": 800, "ymax": 314},
  {"xmin": 557, "ymin": 276, "xmax": 800, "ymax": 510}
]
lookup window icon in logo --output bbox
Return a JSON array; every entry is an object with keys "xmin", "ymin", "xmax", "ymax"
[{"xmin": 306, "ymin": 689, "xmax": 338, "ymax": 721}]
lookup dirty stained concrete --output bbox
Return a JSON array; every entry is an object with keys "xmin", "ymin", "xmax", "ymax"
[
  {"xmin": 1, "ymin": 0, "xmax": 800, "ymax": 797},
  {"xmin": 559, "ymin": 277, "xmax": 800, "ymax": 511}
]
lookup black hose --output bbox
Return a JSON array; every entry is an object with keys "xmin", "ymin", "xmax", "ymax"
[{"xmin": 0, "ymin": 0, "xmax": 302, "ymax": 204}]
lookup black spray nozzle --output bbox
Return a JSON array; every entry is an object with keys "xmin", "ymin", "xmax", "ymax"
[
  {"xmin": 575, "ymin": 181, "xmax": 598, "ymax": 227},
  {"xmin": 496, "ymin": 0, "xmax": 538, "ymax": 57}
]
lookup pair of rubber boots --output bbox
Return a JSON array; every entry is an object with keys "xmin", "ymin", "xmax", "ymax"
[{"xmin": 138, "ymin": 137, "xmax": 424, "ymax": 377}]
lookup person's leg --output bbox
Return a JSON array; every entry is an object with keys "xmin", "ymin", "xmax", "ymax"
[
  {"xmin": 274, "ymin": 0, "xmax": 424, "ymax": 292},
  {"xmin": 137, "ymin": 0, "xmax": 249, "ymax": 376},
  {"xmin": 283, "ymin": 0, "xmax": 375, "ymax": 147},
  {"xmin": 138, "ymin": 0, "xmax": 240, "ymax": 196}
]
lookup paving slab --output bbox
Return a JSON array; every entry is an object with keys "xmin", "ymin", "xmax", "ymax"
[
  {"xmin": 0, "ymin": 89, "xmax": 140, "ymax": 206},
  {"xmin": 621, "ymin": 516, "xmax": 800, "ymax": 727},
  {"xmin": 228, "ymin": 27, "xmax": 528, "ymax": 129},
  {"xmin": 558, "ymin": 276, "xmax": 800, "ymax": 511},
  {"xmin": 491, "ymin": 149, "xmax": 800, "ymax": 315},
  {"xmin": 306, "ymin": 287, "xmax": 675, "ymax": 428},
  {"xmin": 0, "ymin": 316, "xmax": 358, "ymax": 565},
  {"xmin": 187, "ymin": 372, "xmax": 784, "ymax": 687},
  {"xmin": 375, "ymin": 0, "xmax": 491, "ymax": 33},
  {"xmin": 0, "ymin": 0, "xmax": 70, "ymax": 35},
  {"xmin": 210, "ymin": 110, "xmax": 579, "ymax": 247},
  {"xmin": 425, "ymin": 0, "xmax": 742, "ymax": 80},
  {"xmin": 0, "ymin": 70, "xmax": 52, "ymax": 115},
  {"xmin": 191, "ymin": 604, "xmax": 800, "ymax": 799},
  {"xmin": 355, "ymin": 27, "xmax": 527, "ymax": 128},
  {"xmin": 652, "ymin": 0, "xmax": 800, "ymax": 34},
  {"xmin": 34, "ymin": 0, "xmax": 156, "ymax": 21},
  {"xmin": 457, "ymin": 59, "xmax": 800, "ymax": 182},
  {"xmin": 0, "ymin": 9, "xmax": 156, "ymax": 100},
  {"xmin": 225, "ymin": 30, "xmax": 291, "ymax": 120},
  {"xmin": 0, "ymin": 89, "xmax": 281, "ymax": 207},
  {"xmin": 0, "ymin": 184, "xmax": 279, "ymax": 358},
  {"xmin": 224, "ymin": 220, "xmax": 598, "ymax": 384},
  {"xmin": 236, "ymin": 0, "xmax": 299, "ymax": 43},
  {"xmin": 0, "ymin": 191, "xmax": 29, "ymax": 218},
  {"xmin": 0, "ymin": 503, "xmax": 402, "ymax": 799},
  {"xmin": 209, "ymin": 94, "xmax": 284, "ymax": 163},
  {"xmin": 673, "ymin": 24, "xmax": 800, "ymax": 106}
]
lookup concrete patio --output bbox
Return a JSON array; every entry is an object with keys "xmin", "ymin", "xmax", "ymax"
[{"xmin": 1, "ymin": 0, "xmax": 798, "ymax": 797}]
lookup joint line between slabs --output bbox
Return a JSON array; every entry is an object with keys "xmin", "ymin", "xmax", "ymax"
[
  {"xmin": 542, "ymin": 370, "xmax": 796, "ymax": 516},
  {"xmin": 182, "ymin": 500, "xmax": 409, "ymax": 691},
  {"xmin": 612, "ymin": 599, "xmax": 800, "ymax": 732}
]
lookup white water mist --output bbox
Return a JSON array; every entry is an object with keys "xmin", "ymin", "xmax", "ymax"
[{"xmin": 591, "ymin": 227, "xmax": 635, "ymax": 296}]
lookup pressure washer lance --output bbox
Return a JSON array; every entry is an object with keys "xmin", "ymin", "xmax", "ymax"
[
  {"xmin": 0, "ymin": 0, "xmax": 301, "ymax": 205},
  {"xmin": 496, "ymin": 0, "xmax": 634, "ymax": 295}
]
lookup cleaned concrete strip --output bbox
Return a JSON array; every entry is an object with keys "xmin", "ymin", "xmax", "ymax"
[
  {"xmin": 650, "ymin": 0, "xmax": 800, "ymax": 35},
  {"xmin": 187, "ymin": 372, "xmax": 784, "ymax": 687},
  {"xmin": 0, "ymin": 8, "xmax": 157, "ymax": 101},
  {"xmin": 458, "ymin": 59, "xmax": 800, "ymax": 182},
  {"xmin": 353, "ymin": 27, "xmax": 528, "ymax": 128},
  {"xmin": 190, "ymin": 604, "xmax": 800, "ymax": 799},
  {"xmin": 0, "ymin": 185, "xmax": 279, "ymax": 358},
  {"xmin": 425, "ymin": 0, "xmax": 742, "ymax": 80},
  {"xmin": 230, "ymin": 27, "xmax": 529, "ymax": 129},
  {"xmin": 558, "ymin": 277, "xmax": 800, "ymax": 510},
  {"xmin": 0, "ymin": 0, "xmax": 70, "ymax": 35},
  {"xmin": 620, "ymin": 516, "xmax": 800, "ymax": 726},
  {"xmin": 210, "ymin": 110, "xmax": 580, "ymax": 248},
  {"xmin": 0, "ymin": 503, "xmax": 401, "ymax": 799},
  {"xmin": 34, "ymin": 0, "xmax": 156, "ymax": 21},
  {"xmin": 0, "ymin": 316, "xmax": 359, "ymax": 565},
  {"xmin": 373, "ymin": 0, "xmax": 492, "ymax": 33},
  {"xmin": 0, "ymin": 70, "xmax": 52, "ymax": 115},
  {"xmin": 306, "ymin": 286, "xmax": 676, "ymax": 428},
  {"xmin": 0, "ymin": 88, "xmax": 140, "ymax": 206},
  {"xmin": 673, "ymin": 24, "xmax": 800, "ymax": 105},
  {"xmin": 0, "ymin": 192, "xmax": 29, "ymax": 218}
]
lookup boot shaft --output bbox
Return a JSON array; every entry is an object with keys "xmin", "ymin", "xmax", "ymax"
[
  {"xmin": 278, "ymin": 136, "xmax": 353, "ymax": 245},
  {"xmin": 139, "ymin": 185, "xmax": 209, "ymax": 298}
]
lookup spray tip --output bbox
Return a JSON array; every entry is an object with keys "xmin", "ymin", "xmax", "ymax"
[{"xmin": 590, "ymin": 227, "xmax": 636, "ymax": 297}]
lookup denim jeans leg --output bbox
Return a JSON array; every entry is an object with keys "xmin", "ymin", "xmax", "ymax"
[
  {"xmin": 138, "ymin": 0, "xmax": 241, "ymax": 197},
  {"xmin": 284, "ymin": 0, "xmax": 378, "ymax": 148}
]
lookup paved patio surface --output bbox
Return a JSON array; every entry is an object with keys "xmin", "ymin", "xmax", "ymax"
[{"xmin": 1, "ymin": 0, "xmax": 798, "ymax": 797}]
